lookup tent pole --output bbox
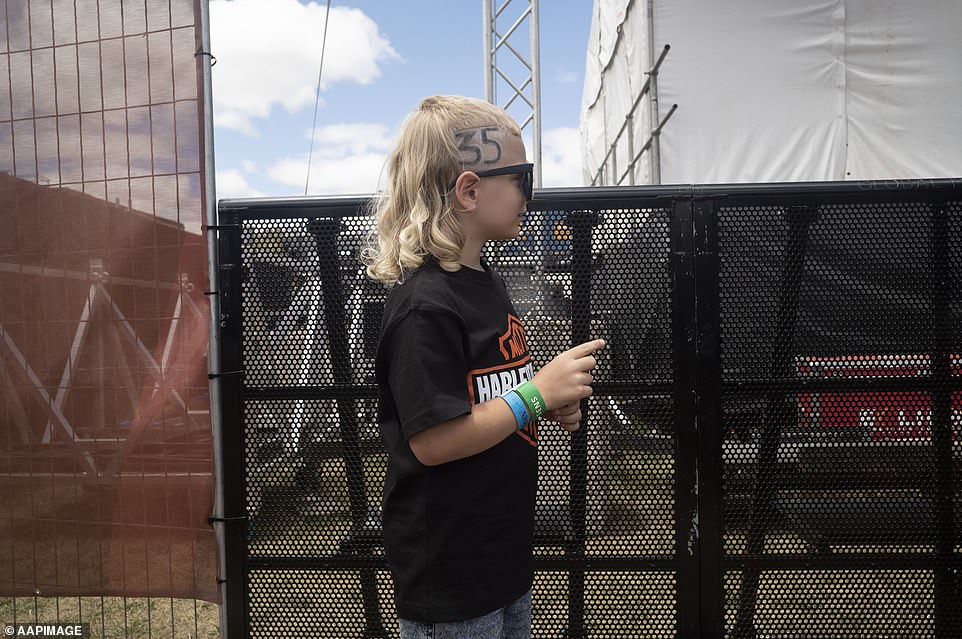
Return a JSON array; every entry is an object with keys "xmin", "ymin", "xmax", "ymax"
[
  {"xmin": 647, "ymin": 0, "xmax": 662, "ymax": 184},
  {"xmin": 483, "ymin": 0, "xmax": 494, "ymax": 103}
]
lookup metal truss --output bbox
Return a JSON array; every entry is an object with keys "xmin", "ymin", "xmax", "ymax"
[
  {"xmin": 1, "ymin": 259, "xmax": 203, "ymax": 478},
  {"xmin": 483, "ymin": 0, "xmax": 543, "ymax": 187}
]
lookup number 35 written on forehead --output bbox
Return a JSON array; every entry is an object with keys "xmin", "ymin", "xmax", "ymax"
[{"xmin": 455, "ymin": 126, "xmax": 503, "ymax": 167}]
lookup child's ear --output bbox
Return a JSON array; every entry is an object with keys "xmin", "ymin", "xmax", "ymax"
[{"xmin": 454, "ymin": 172, "xmax": 480, "ymax": 212}]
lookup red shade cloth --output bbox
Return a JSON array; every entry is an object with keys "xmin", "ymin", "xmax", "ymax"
[{"xmin": 0, "ymin": 0, "xmax": 218, "ymax": 603}]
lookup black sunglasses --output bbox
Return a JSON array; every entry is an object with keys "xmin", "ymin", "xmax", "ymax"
[{"xmin": 448, "ymin": 163, "xmax": 534, "ymax": 201}]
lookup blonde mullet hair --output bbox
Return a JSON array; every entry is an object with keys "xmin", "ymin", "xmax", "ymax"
[{"xmin": 362, "ymin": 95, "xmax": 522, "ymax": 287}]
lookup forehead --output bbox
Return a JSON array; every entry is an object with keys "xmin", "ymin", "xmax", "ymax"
[{"xmin": 454, "ymin": 125, "xmax": 526, "ymax": 168}]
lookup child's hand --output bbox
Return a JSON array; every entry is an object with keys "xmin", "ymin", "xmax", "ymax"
[
  {"xmin": 549, "ymin": 401, "xmax": 583, "ymax": 431},
  {"xmin": 532, "ymin": 339, "xmax": 606, "ymax": 412}
]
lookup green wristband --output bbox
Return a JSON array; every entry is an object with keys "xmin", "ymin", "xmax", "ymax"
[{"xmin": 514, "ymin": 381, "xmax": 547, "ymax": 420}]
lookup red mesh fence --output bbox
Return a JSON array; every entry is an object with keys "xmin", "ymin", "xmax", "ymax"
[{"xmin": 0, "ymin": 0, "xmax": 217, "ymax": 603}]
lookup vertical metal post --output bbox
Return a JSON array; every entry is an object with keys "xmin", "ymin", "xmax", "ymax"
[
  {"xmin": 609, "ymin": 144, "xmax": 618, "ymax": 189},
  {"xmin": 196, "ymin": 0, "xmax": 232, "ymax": 634},
  {"xmin": 671, "ymin": 198, "xmax": 699, "ymax": 639},
  {"xmin": 483, "ymin": 0, "xmax": 494, "ymax": 102},
  {"xmin": 693, "ymin": 199, "xmax": 725, "ymax": 637},
  {"xmin": 214, "ymin": 210, "xmax": 249, "ymax": 639},
  {"xmin": 646, "ymin": 0, "xmax": 662, "ymax": 184},
  {"xmin": 530, "ymin": 0, "xmax": 542, "ymax": 187},
  {"xmin": 930, "ymin": 201, "xmax": 960, "ymax": 639}
]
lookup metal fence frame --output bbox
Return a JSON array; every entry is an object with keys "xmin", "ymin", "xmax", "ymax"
[{"xmin": 215, "ymin": 180, "xmax": 961, "ymax": 638}]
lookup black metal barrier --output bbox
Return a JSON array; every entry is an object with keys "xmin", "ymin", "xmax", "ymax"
[{"xmin": 216, "ymin": 180, "xmax": 962, "ymax": 638}]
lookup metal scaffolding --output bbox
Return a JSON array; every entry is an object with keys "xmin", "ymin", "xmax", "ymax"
[{"xmin": 483, "ymin": 0, "xmax": 543, "ymax": 187}]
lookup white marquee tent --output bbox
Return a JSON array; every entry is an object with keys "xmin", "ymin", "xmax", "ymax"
[{"xmin": 580, "ymin": 0, "xmax": 962, "ymax": 185}]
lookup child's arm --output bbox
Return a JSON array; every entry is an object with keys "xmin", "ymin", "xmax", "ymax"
[
  {"xmin": 409, "ymin": 339, "xmax": 606, "ymax": 466},
  {"xmin": 408, "ymin": 398, "xmax": 519, "ymax": 466}
]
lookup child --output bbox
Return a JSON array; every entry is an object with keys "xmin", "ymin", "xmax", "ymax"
[{"xmin": 363, "ymin": 95, "xmax": 604, "ymax": 639}]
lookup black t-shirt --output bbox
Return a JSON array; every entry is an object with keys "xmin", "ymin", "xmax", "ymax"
[{"xmin": 375, "ymin": 258, "xmax": 538, "ymax": 623}]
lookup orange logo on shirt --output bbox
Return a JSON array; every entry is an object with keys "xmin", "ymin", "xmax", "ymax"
[
  {"xmin": 517, "ymin": 418, "xmax": 538, "ymax": 447},
  {"xmin": 499, "ymin": 314, "xmax": 528, "ymax": 361}
]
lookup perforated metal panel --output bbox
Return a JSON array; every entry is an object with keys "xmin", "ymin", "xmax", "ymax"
[
  {"xmin": 720, "ymin": 194, "xmax": 962, "ymax": 639},
  {"xmin": 217, "ymin": 182, "xmax": 961, "ymax": 638}
]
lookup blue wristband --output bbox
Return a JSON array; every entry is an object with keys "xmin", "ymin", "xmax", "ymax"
[{"xmin": 500, "ymin": 390, "xmax": 530, "ymax": 431}]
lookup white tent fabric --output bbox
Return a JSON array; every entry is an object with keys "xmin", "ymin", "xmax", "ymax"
[{"xmin": 581, "ymin": 0, "xmax": 962, "ymax": 184}]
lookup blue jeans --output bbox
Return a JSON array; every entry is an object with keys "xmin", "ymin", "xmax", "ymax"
[{"xmin": 398, "ymin": 590, "xmax": 532, "ymax": 639}]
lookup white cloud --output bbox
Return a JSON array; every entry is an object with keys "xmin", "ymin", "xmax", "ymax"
[
  {"xmin": 556, "ymin": 69, "xmax": 578, "ymax": 84},
  {"xmin": 269, "ymin": 122, "xmax": 394, "ymax": 195},
  {"xmin": 539, "ymin": 127, "xmax": 585, "ymax": 187},
  {"xmin": 306, "ymin": 123, "xmax": 395, "ymax": 156},
  {"xmin": 271, "ymin": 153, "xmax": 388, "ymax": 195},
  {"xmin": 209, "ymin": 0, "xmax": 401, "ymax": 135},
  {"xmin": 268, "ymin": 123, "xmax": 583, "ymax": 196},
  {"xmin": 213, "ymin": 110, "xmax": 259, "ymax": 137},
  {"xmin": 216, "ymin": 168, "xmax": 266, "ymax": 199}
]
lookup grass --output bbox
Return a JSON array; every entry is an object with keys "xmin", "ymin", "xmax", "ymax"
[
  {"xmin": 243, "ymin": 569, "xmax": 681, "ymax": 638},
  {"xmin": 0, "ymin": 596, "xmax": 219, "ymax": 638},
  {"xmin": 240, "ymin": 566, "xmax": 942, "ymax": 638},
  {"xmin": 724, "ymin": 570, "xmax": 937, "ymax": 638}
]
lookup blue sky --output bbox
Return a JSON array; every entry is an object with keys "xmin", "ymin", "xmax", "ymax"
[{"xmin": 209, "ymin": 0, "xmax": 593, "ymax": 199}]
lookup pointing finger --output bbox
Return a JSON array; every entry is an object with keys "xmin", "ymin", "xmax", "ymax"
[{"xmin": 569, "ymin": 339, "xmax": 606, "ymax": 358}]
